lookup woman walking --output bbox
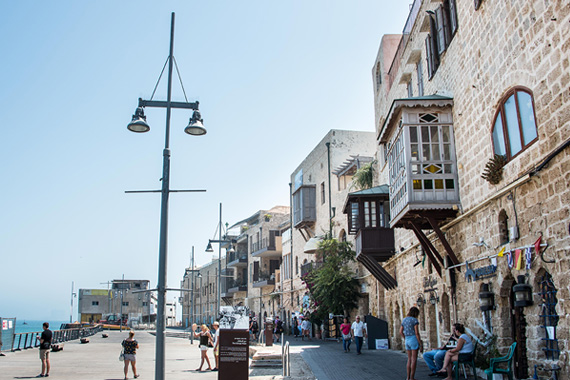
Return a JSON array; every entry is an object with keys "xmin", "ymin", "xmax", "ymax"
[
  {"xmin": 400, "ymin": 307, "xmax": 423, "ymax": 380},
  {"xmin": 193, "ymin": 324, "xmax": 213, "ymax": 371},
  {"xmin": 121, "ymin": 330, "xmax": 140, "ymax": 380},
  {"xmin": 340, "ymin": 317, "xmax": 352, "ymax": 353}
]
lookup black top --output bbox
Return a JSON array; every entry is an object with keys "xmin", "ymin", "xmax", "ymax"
[
  {"xmin": 40, "ymin": 329, "xmax": 52, "ymax": 349},
  {"xmin": 199, "ymin": 334, "xmax": 209, "ymax": 346},
  {"xmin": 122, "ymin": 339, "xmax": 138, "ymax": 354}
]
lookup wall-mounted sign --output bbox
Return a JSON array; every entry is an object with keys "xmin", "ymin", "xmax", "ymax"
[
  {"xmin": 423, "ymin": 276, "xmax": 437, "ymax": 290},
  {"xmin": 465, "ymin": 262, "xmax": 497, "ymax": 282}
]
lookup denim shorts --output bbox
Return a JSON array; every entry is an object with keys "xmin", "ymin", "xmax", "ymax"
[{"xmin": 405, "ymin": 335, "xmax": 420, "ymax": 351}]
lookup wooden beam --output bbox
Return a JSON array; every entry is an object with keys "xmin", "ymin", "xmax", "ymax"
[
  {"xmin": 408, "ymin": 222, "xmax": 442, "ymax": 277},
  {"xmin": 426, "ymin": 216, "xmax": 461, "ymax": 268}
]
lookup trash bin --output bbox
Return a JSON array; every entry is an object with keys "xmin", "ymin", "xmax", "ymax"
[{"xmin": 265, "ymin": 319, "xmax": 274, "ymax": 347}]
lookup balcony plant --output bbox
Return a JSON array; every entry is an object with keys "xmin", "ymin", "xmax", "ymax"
[{"xmin": 351, "ymin": 161, "xmax": 376, "ymax": 190}]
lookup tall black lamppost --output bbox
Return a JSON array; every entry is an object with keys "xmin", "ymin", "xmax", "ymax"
[
  {"xmin": 205, "ymin": 203, "xmax": 235, "ymax": 319},
  {"xmin": 126, "ymin": 12, "xmax": 206, "ymax": 380}
]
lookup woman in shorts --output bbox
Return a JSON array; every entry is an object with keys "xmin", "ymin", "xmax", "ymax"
[
  {"xmin": 400, "ymin": 307, "xmax": 423, "ymax": 380},
  {"xmin": 121, "ymin": 330, "xmax": 140, "ymax": 380},
  {"xmin": 193, "ymin": 324, "xmax": 213, "ymax": 371}
]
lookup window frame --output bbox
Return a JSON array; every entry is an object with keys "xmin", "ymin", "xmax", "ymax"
[{"xmin": 491, "ymin": 86, "xmax": 539, "ymax": 161}]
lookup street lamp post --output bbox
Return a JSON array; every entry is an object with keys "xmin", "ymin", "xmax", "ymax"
[
  {"xmin": 126, "ymin": 12, "xmax": 206, "ymax": 380},
  {"xmin": 205, "ymin": 203, "xmax": 235, "ymax": 321}
]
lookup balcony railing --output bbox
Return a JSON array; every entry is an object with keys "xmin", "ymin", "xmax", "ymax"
[
  {"xmin": 251, "ymin": 232, "xmax": 282, "ymax": 257},
  {"xmin": 227, "ymin": 251, "xmax": 248, "ymax": 265}
]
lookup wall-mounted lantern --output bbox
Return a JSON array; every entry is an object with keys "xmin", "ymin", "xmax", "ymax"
[
  {"xmin": 416, "ymin": 294, "xmax": 425, "ymax": 307},
  {"xmin": 479, "ymin": 283, "xmax": 495, "ymax": 311},
  {"xmin": 429, "ymin": 290, "xmax": 439, "ymax": 305},
  {"xmin": 513, "ymin": 275, "xmax": 533, "ymax": 307}
]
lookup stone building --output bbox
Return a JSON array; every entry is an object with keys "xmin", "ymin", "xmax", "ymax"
[
  {"xmin": 78, "ymin": 279, "xmax": 155, "ymax": 324},
  {"xmin": 367, "ymin": 0, "xmax": 570, "ymax": 378},
  {"xmin": 288, "ymin": 129, "xmax": 378, "ymax": 332}
]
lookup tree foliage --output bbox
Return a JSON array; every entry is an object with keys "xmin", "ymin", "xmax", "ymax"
[
  {"xmin": 351, "ymin": 161, "xmax": 376, "ymax": 190},
  {"xmin": 302, "ymin": 236, "xmax": 361, "ymax": 322}
]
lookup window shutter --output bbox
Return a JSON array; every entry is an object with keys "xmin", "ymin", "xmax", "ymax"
[
  {"xmin": 442, "ymin": 2, "xmax": 451, "ymax": 49},
  {"xmin": 425, "ymin": 35, "xmax": 433, "ymax": 79},
  {"xmin": 435, "ymin": 6, "xmax": 446, "ymax": 55},
  {"xmin": 429, "ymin": 14, "xmax": 440, "ymax": 68},
  {"xmin": 449, "ymin": 0, "xmax": 458, "ymax": 36}
]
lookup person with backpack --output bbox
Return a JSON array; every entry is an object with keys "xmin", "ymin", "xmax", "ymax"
[
  {"xmin": 249, "ymin": 317, "xmax": 259, "ymax": 341},
  {"xmin": 274, "ymin": 316, "xmax": 284, "ymax": 343}
]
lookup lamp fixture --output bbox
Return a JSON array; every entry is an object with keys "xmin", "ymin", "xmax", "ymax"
[
  {"xmin": 416, "ymin": 294, "xmax": 425, "ymax": 307},
  {"xmin": 513, "ymin": 275, "xmax": 533, "ymax": 307},
  {"xmin": 127, "ymin": 106, "xmax": 151, "ymax": 133},
  {"xmin": 184, "ymin": 110, "xmax": 206, "ymax": 136},
  {"xmin": 205, "ymin": 241, "xmax": 214, "ymax": 253},
  {"xmin": 478, "ymin": 283, "xmax": 495, "ymax": 311},
  {"xmin": 429, "ymin": 291, "xmax": 439, "ymax": 305}
]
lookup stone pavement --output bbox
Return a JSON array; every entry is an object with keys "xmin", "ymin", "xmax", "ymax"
[
  {"xmin": 286, "ymin": 336, "xmax": 433, "ymax": 380},
  {"xmin": 0, "ymin": 330, "xmax": 433, "ymax": 380}
]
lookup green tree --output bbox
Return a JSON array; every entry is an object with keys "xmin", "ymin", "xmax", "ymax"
[{"xmin": 303, "ymin": 236, "xmax": 361, "ymax": 320}]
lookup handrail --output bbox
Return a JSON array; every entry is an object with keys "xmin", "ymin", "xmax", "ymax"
[
  {"xmin": 11, "ymin": 325, "xmax": 103, "ymax": 351},
  {"xmin": 282, "ymin": 338, "xmax": 290, "ymax": 376}
]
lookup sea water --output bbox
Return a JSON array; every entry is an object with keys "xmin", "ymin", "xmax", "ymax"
[{"xmin": 15, "ymin": 320, "xmax": 68, "ymax": 334}]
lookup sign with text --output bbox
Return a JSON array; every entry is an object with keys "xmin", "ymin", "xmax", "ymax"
[{"xmin": 219, "ymin": 329, "xmax": 249, "ymax": 380}]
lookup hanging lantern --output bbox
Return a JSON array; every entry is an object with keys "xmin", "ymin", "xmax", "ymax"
[
  {"xmin": 513, "ymin": 275, "xmax": 533, "ymax": 307},
  {"xmin": 416, "ymin": 294, "xmax": 425, "ymax": 307},
  {"xmin": 479, "ymin": 283, "xmax": 495, "ymax": 311}
]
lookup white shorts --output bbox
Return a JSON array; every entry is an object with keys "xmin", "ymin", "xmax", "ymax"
[{"xmin": 199, "ymin": 345, "xmax": 208, "ymax": 351}]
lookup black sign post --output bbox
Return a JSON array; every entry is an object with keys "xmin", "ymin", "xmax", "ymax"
[{"xmin": 219, "ymin": 329, "xmax": 249, "ymax": 380}]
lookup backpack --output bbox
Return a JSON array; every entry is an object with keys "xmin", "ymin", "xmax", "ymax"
[{"xmin": 252, "ymin": 321, "xmax": 258, "ymax": 331}]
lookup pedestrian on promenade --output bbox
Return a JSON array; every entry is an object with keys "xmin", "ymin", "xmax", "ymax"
[
  {"xmin": 121, "ymin": 330, "xmax": 140, "ymax": 380},
  {"xmin": 351, "ymin": 315, "xmax": 367, "ymax": 355},
  {"xmin": 340, "ymin": 317, "xmax": 352, "ymax": 353},
  {"xmin": 400, "ymin": 307, "xmax": 423, "ymax": 380},
  {"xmin": 250, "ymin": 317, "xmax": 259, "ymax": 341},
  {"xmin": 274, "ymin": 316, "xmax": 283, "ymax": 343},
  {"xmin": 435, "ymin": 323, "xmax": 473, "ymax": 380},
  {"xmin": 36, "ymin": 322, "xmax": 52, "ymax": 377},
  {"xmin": 292, "ymin": 316, "xmax": 298, "ymax": 337},
  {"xmin": 301, "ymin": 317, "xmax": 311, "ymax": 341},
  {"xmin": 211, "ymin": 321, "xmax": 220, "ymax": 371},
  {"xmin": 424, "ymin": 332, "xmax": 457, "ymax": 376},
  {"xmin": 193, "ymin": 324, "xmax": 213, "ymax": 371}
]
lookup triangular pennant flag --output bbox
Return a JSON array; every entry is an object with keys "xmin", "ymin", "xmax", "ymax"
[
  {"xmin": 534, "ymin": 236, "xmax": 542, "ymax": 254},
  {"xmin": 515, "ymin": 249, "xmax": 523, "ymax": 270},
  {"xmin": 498, "ymin": 246, "xmax": 505, "ymax": 257}
]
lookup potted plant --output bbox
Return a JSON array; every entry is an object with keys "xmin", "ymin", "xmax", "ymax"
[{"xmin": 264, "ymin": 213, "xmax": 272, "ymax": 222}]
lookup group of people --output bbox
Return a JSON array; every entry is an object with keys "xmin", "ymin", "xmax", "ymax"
[
  {"xmin": 400, "ymin": 307, "xmax": 474, "ymax": 380},
  {"xmin": 248, "ymin": 315, "xmax": 285, "ymax": 343},
  {"xmin": 291, "ymin": 315, "xmax": 313, "ymax": 340},
  {"xmin": 192, "ymin": 321, "xmax": 220, "ymax": 372},
  {"xmin": 339, "ymin": 315, "xmax": 367, "ymax": 354}
]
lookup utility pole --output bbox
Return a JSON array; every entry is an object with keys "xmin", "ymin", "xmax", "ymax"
[{"xmin": 120, "ymin": 274, "xmax": 124, "ymax": 332}]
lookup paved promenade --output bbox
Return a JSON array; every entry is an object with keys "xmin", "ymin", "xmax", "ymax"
[{"xmin": 0, "ymin": 330, "xmax": 434, "ymax": 380}]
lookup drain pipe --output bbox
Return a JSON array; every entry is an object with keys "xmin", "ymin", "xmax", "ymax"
[{"xmin": 326, "ymin": 142, "xmax": 332, "ymax": 237}]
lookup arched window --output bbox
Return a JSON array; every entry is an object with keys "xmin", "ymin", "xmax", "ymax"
[
  {"xmin": 339, "ymin": 229, "xmax": 347, "ymax": 242},
  {"xmin": 498, "ymin": 209, "xmax": 509, "ymax": 245},
  {"xmin": 492, "ymin": 87, "xmax": 538, "ymax": 161},
  {"xmin": 295, "ymin": 257, "xmax": 299, "ymax": 275}
]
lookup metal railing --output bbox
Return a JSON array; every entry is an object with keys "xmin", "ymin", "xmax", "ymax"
[
  {"xmin": 282, "ymin": 337, "xmax": 290, "ymax": 377},
  {"xmin": 11, "ymin": 325, "xmax": 103, "ymax": 351}
]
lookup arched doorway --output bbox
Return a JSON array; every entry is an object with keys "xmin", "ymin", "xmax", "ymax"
[
  {"xmin": 440, "ymin": 292, "xmax": 451, "ymax": 333},
  {"xmin": 394, "ymin": 302, "xmax": 402, "ymax": 350}
]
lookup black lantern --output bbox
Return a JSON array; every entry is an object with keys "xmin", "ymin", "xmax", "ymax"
[
  {"xmin": 429, "ymin": 291, "xmax": 439, "ymax": 305},
  {"xmin": 513, "ymin": 275, "xmax": 533, "ymax": 307},
  {"xmin": 479, "ymin": 283, "xmax": 495, "ymax": 311},
  {"xmin": 416, "ymin": 294, "xmax": 425, "ymax": 307}
]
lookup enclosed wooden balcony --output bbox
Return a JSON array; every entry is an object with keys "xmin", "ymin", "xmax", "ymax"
[{"xmin": 343, "ymin": 185, "xmax": 397, "ymax": 289}]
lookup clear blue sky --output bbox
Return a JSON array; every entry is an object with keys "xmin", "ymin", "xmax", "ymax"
[{"xmin": 0, "ymin": 1, "xmax": 412, "ymax": 321}]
